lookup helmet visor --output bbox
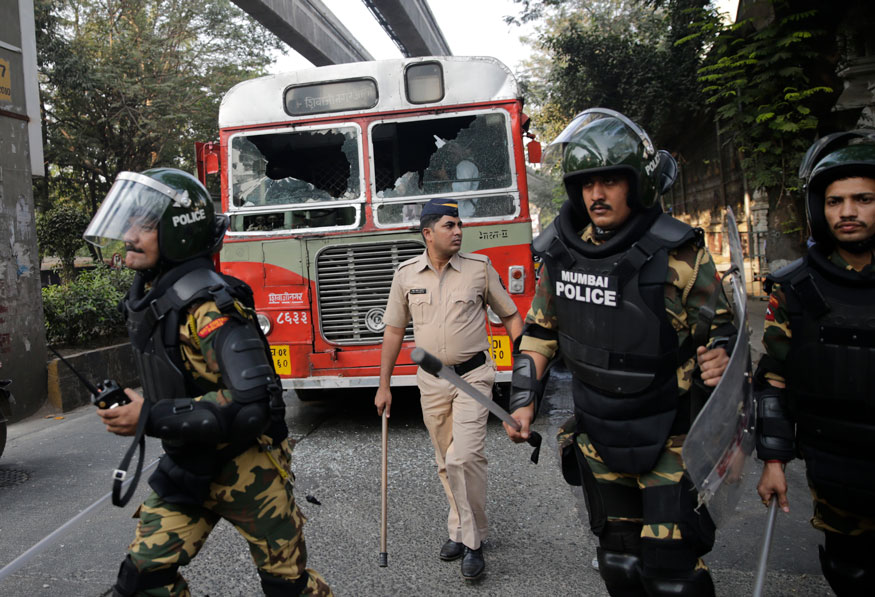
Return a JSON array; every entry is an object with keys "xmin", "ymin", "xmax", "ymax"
[
  {"xmin": 543, "ymin": 108, "xmax": 656, "ymax": 170},
  {"xmin": 83, "ymin": 172, "xmax": 172, "ymax": 247}
]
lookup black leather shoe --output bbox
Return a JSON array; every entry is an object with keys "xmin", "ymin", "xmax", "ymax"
[
  {"xmin": 439, "ymin": 539, "xmax": 464, "ymax": 561},
  {"xmin": 461, "ymin": 546, "xmax": 485, "ymax": 580}
]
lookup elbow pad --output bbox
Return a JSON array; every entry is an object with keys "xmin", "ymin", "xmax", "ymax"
[
  {"xmin": 509, "ymin": 353, "xmax": 543, "ymax": 422},
  {"xmin": 755, "ymin": 386, "xmax": 796, "ymax": 462},
  {"xmin": 214, "ymin": 319, "xmax": 275, "ymax": 441},
  {"xmin": 148, "ymin": 398, "xmax": 226, "ymax": 445}
]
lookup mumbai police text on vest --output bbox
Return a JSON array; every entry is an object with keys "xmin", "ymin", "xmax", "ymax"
[{"xmin": 556, "ymin": 270, "xmax": 619, "ymax": 307}]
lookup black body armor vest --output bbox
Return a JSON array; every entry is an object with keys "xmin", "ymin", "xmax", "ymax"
[
  {"xmin": 125, "ymin": 259, "xmax": 252, "ymax": 403},
  {"xmin": 124, "ymin": 259, "xmax": 285, "ymax": 503},
  {"xmin": 769, "ymin": 249, "xmax": 875, "ymax": 460},
  {"xmin": 768, "ymin": 248, "xmax": 875, "ymax": 513},
  {"xmin": 534, "ymin": 206, "xmax": 699, "ymax": 474}
]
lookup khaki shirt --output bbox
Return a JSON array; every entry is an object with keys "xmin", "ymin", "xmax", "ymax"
[{"xmin": 383, "ymin": 250, "xmax": 518, "ymax": 365}]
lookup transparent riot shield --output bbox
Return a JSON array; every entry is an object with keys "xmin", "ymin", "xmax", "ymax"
[{"xmin": 682, "ymin": 207, "xmax": 755, "ymax": 527}]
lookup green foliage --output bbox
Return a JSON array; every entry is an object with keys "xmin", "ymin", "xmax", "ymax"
[
  {"xmin": 512, "ymin": 0, "xmax": 713, "ymax": 147},
  {"xmin": 41, "ymin": 265, "xmax": 135, "ymax": 346},
  {"xmin": 687, "ymin": 1, "xmax": 835, "ymax": 199},
  {"xmin": 35, "ymin": 0, "xmax": 284, "ymax": 214},
  {"xmin": 35, "ymin": 202, "xmax": 91, "ymax": 282}
]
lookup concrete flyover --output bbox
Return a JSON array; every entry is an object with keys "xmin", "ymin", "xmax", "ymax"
[
  {"xmin": 232, "ymin": 0, "xmax": 450, "ymax": 66},
  {"xmin": 363, "ymin": 0, "xmax": 451, "ymax": 57},
  {"xmin": 231, "ymin": 0, "xmax": 373, "ymax": 66}
]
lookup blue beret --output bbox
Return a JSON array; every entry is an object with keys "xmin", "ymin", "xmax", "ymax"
[{"xmin": 420, "ymin": 198, "xmax": 459, "ymax": 221}]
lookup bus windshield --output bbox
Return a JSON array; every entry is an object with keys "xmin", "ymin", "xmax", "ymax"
[
  {"xmin": 228, "ymin": 125, "xmax": 361, "ymax": 232},
  {"xmin": 372, "ymin": 111, "xmax": 516, "ymax": 225}
]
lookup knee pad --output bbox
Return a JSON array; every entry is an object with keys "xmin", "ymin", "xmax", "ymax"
[
  {"xmin": 258, "ymin": 569, "xmax": 310, "ymax": 597},
  {"xmin": 597, "ymin": 548, "xmax": 643, "ymax": 597},
  {"xmin": 113, "ymin": 555, "xmax": 179, "ymax": 596},
  {"xmin": 640, "ymin": 566, "xmax": 715, "ymax": 597},
  {"xmin": 819, "ymin": 533, "xmax": 875, "ymax": 596},
  {"xmin": 641, "ymin": 475, "xmax": 717, "ymax": 570}
]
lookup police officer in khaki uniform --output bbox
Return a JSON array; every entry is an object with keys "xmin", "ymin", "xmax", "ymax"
[{"xmin": 375, "ymin": 198, "xmax": 523, "ymax": 580}]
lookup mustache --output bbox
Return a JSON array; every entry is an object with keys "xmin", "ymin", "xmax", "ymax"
[
  {"xmin": 834, "ymin": 219, "xmax": 861, "ymax": 229},
  {"xmin": 125, "ymin": 243, "xmax": 144, "ymax": 254},
  {"xmin": 589, "ymin": 201, "xmax": 611, "ymax": 211}
]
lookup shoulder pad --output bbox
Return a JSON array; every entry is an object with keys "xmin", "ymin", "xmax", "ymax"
[
  {"xmin": 170, "ymin": 268, "xmax": 227, "ymax": 307},
  {"xmin": 220, "ymin": 274, "xmax": 255, "ymax": 309},
  {"xmin": 531, "ymin": 221, "xmax": 559, "ymax": 258},
  {"xmin": 459, "ymin": 252, "xmax": 489, "ymax": 263},
  {"xmin": 648, "ymin": 214, "xmax": 697, "ymax": 249},
  {"xmin": 765, "ymin": 257, "xmax": 807, "ymax": 287}
]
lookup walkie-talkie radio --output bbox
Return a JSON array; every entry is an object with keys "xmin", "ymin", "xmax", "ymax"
[{"xmin": 48, "ymin": 347, "xmax": 131, "ymax": 409}]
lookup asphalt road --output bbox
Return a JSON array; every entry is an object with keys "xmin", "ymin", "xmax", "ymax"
[{"xmin": 0, "ymin": 299, "xmax": 833, "ymax": 596}]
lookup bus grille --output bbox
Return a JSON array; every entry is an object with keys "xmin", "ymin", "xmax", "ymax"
[{"xmin": 316, "ymin": 240, "xmax": 423, "ymax": 344}]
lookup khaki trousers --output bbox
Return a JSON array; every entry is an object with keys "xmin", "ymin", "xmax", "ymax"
[{"xmin": 417, "ymin": 358, "xmax": 495, "ymax": 550}]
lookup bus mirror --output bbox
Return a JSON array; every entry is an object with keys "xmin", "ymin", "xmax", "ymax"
[
  {"xmin": 527, "ymin": 140, "xmax": 542, "ymax": 164},
  {"xmin": 195, "ymin": 142, "xmax": 220, "ymax": 182}
]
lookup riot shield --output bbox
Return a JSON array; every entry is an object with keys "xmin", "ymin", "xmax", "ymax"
[{"xmin": 681, "ymin": 207, "xmax": 755, "ymax": 527}]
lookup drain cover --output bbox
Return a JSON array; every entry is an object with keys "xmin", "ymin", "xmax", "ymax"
[{"xmin": 0, "ymin": 468, "xmax": 31, "ymax": 488}]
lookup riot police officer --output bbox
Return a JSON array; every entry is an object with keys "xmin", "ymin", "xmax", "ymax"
[
  {"xmin": 83, "ymin": 169, "xmax": 331, "ymax": 596},
  {"xmin": 505, "ymin": 109, "xmax": 734, "ymax": 596},
  {"xmin": 755, "ymin": 131, "xmax": 875, "ymax": 595}
]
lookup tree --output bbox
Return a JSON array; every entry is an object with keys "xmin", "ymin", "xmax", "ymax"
[
  {"xmin": 35, "ymin": 202, "xmax": 91, "ymax": 282},
  {"xmin": 686, "ymin": 0, "xmax": 841, "ymax": 258},
  {"xmin": 510, "ymin": 0, "xmax": 713, "ymax": 148},
  {"xmin": 34, "ymin": 0, "xmax": 284, "ymax": 217}
]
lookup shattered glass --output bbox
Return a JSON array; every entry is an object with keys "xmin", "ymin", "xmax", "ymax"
[{"xmin": 230, "ymin": 127, "xmax": 361, "ymax": 209}]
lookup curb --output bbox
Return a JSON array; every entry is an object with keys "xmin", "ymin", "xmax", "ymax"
[{"xmin": 46, "ymin": 343, "xmax": 139, "ymax": 412}]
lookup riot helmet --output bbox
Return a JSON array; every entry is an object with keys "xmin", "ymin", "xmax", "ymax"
[
  {"xmin": 799, "ymin": 130, "xmax": 875, "ymax": 250},
  {"xmin": 544, "ymin": 108, "xmax": 677, "ymax": 222},
  {"xmin": 84, "ymin": 168, "xmax": 228, "ymax": 266}
]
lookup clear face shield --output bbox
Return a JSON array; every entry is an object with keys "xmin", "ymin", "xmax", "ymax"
[
  {"xmin": 83, "ymin": 172, "xmax": 179, "ymax": 258},
  {"xmin": 541, "ymin": 108, "xmax": 656, "ymax": 172}
]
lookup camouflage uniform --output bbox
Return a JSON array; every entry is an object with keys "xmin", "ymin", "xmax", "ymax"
[
  {"xmin": 127, "ymin": 300, "xmax": 331, "ymax": 597},
  {"xmin": 761, "ymin": 250, "xmax": 875, "ymax": 537},
  {"xmin": 522, "ymin": 224, "xmax": 732, "ymax": 572}
]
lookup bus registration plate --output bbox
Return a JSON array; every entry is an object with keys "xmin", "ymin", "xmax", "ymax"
[
  {"xmin": 490, "ymin": 336, "xmax": 511, "ymax": 367},
  {"xmin": 270, "ymin": 345, "xmax": 291, "ymax": 375}
]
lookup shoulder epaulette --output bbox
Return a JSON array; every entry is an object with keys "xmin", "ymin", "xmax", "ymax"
[
  {"xmin": 396, "ymin": 255, "xmax": 420, "ymax": 270},
  {"xmin": 459, "ymin": 252, "xmax": 489, "ymax": 263}
]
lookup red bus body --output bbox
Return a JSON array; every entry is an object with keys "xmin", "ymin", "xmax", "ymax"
[{"xmin": 201, "ymin": 57, "xmax": 538, "ymax": 392}]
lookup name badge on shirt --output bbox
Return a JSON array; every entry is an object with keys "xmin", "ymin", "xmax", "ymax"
[{"xmin": 409, "ymin": 288, "xmax": 427, "ymax": 294}]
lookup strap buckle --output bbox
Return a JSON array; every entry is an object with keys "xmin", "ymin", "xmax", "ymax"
[
  {"xmin": 172, "ymin": 400, "xmax": 194, "ymax": 414},
  {"xmin": 113, "ymin": 469, "xmax": 127, "ymax": 482}
]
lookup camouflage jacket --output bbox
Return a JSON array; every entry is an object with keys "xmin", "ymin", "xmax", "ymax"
[
  {"xmin": 761, "ymin": 250, "xmax": 875, "ymax": 384},
  {"xmin": 178, "ymin": 299, "xmax": 241, "ymax": 407},
  {"xmin": 521, "ymin": 224, "xmax": 733, "ymax": 394}
]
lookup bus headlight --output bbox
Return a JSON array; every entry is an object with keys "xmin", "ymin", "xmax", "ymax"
[
  {"xmin": 508, "ymin": 266, "xmax": 525, "ymax": 294},
  {"xmin": 257, "ymin": 312, "xmax": 272, "ymax": 336}
]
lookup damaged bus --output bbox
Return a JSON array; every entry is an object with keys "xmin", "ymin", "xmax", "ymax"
[{"xmin": 196, "ymin": 56, "xmax": 541, "ymax": 396}]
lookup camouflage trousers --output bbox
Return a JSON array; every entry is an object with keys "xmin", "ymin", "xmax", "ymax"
[
  {"xmin": 808, "ymin": 483, "xmax": 875, "ymax": 537},
  {"xmin": 127, "ymin": 438, "xmax": 331, "ymax": 597},
  {"xmin": 562, "ymin": 425, "xmax": 714, "ymax": 572}
]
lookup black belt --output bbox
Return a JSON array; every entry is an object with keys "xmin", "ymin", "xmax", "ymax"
[{"xmin": 451, "ymin": 352, "xmax": 486, "ymax": 376}]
